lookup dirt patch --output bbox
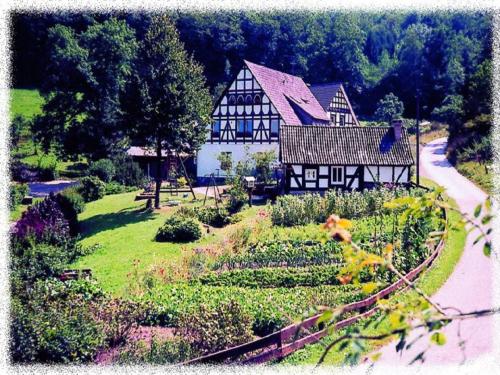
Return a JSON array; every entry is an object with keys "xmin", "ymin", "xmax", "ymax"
[{"xmin": 95, "ymin": 326, "xmax": 176, "ymax": 365}]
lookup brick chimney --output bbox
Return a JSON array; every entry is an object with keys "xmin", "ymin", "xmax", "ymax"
[{"xmin": 392, "ymin": 118, "xmax": 403, "ymax": 141}]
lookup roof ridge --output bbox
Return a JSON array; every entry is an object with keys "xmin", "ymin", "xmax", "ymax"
[
  {"xmin": 308, "ymin": 82, "xmax": 343, "ymax": 87},
  {"xmin": 244, "ymin": 59, "xmax": 304, "ymax": 81},
  {"xmin": 281, "ymin": 124, "xmax": 395, "ymax": 130}
]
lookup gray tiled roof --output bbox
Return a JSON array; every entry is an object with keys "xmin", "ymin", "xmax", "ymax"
[
  {"xmin": 309, "ymin": 83, "xmax": 343, "ymax": 110},
  {"xmin": 280, "ymin": 125, "xmax": 414, "ymax": 166}
]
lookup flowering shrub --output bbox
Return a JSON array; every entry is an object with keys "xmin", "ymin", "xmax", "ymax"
[{"xmin": 13, "ymin": 194, "xmax": 70, "ymax": 245}]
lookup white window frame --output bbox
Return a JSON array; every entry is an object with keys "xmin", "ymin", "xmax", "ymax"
[
  {"xmin": 331, "ymin": 166, "xmax": 344, "ymax": 185},
  {"xmin": 305, "ymin": 168, "xmax": 317, "ymax": 181}
]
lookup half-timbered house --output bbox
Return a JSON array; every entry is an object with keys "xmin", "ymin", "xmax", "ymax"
[{"xmin": 196, "ymin": 60, "xmax": 414, "ymax": 190}]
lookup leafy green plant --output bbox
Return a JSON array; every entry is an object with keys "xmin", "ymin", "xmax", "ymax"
[
  {"xmin": 10, "ymin": 183, "xmax": 29, "ymax": 209},
  {"xmin": 89, "ymin": 158, "xmax": 116, "ymax": 183},
  {"xmin": 78, "ymin": 176, "xmax": 106, "ymax": 202},
  {"xmin": 156, "ymin": 216, "xmax": 202, "ymax": 243},
  {"xmin": 178, "ymin": 299, "xmax": 253, "ymax": 354},
  {"xmin": 197, "ymin": 264, "xmax": 344, "ymax": 288},
  {"xmin": 111, "ymin": 153, "xmax": 146, "ymax": 187},
  {"xmin": 194, "ymin": 206, "xmax": 231, "ymax": 227},
  {"xmin": 104, "ymin": 181, "xmax": 137, "ymax": 195}
]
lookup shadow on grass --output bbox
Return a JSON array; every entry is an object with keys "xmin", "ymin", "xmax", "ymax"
[{"xmin": 79, "ymin": 207, "xmax": 157, "ymax": 238}]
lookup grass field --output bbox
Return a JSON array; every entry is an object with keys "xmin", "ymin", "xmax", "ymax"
[
  {"xmin": 10, "ymin": 88, "xmax": 44, "ymax": 120},
  {"xmin": 71, "ymin": 192, "xmax": 263, "ymax": 295},
  {"xmin": 281, "ymin": 177, "xmax": 467, "ymax": 365}
]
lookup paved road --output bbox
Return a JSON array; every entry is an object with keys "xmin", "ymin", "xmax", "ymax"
[
  {"xmin": 28, "ymin": 180, "xmax": 78, "ymax": 197},
  {"xmin": 375, "ymin": 137, "xmax": 495, "ymax": 365}
]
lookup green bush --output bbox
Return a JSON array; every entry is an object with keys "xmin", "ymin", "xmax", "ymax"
[
  {"xmin": 194, "ymin": 206, "xmax": 231, "ymax": 227},
  {"xmin": 178, "ymin": 299, "xmax": 253, "ymax": 355},
  {"xmin": 89, "ymin": 158, "xmax": 115, "ymax": 183},
  {"xmin": 56, "ymin": 189, "xmax": 85, "ymax": 235},
  {"xmin": 105, "ymin": 182, "xmax": 138, "ymax": 195},
  {"xmin": 156, "ymin": 216, "xmax": 202, "ymax": 243},
  {"xmin": 10, "ymin": 183, "xmax": 29, "ymax": 209},
  {"xmin": 112, "ymin": 153, "xmax": 146, "ymax": 187},
  {"xmin": 197, "ymin": 265, "xmax": 343, "ymax": 288},
  {"xmin": 78, "ymin": 176, "xmax": 106, "ymax": 202},
  {"xmin": 10, "ymin": 280, "xmax": 106, "ymax": 363}
]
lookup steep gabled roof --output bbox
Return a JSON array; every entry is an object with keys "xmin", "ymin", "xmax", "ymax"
[
  {"xmin": 244, "ymin": 60, "xmax": 329, "ymax": 125},
  {"xmin": 308, "ymin": 83, "xmax": 343, "ymax": 110},
  {"xmin": 280, "ymin": 125, "xmax": 414, "ymax": 166}
]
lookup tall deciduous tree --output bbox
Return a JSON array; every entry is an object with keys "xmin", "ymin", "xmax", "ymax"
[
  {"xmin": 32, "ymin": 18, "xmax": 138, "ymax": 160},
  {"xmin": 374, "ymin": 93, "xmax": 404, "ymax": 123},
  {"xmin": 123, "ymin": 15, "xmax": 212, "ymax": 208}
]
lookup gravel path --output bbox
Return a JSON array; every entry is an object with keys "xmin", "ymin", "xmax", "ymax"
[
  {"xmin": 28, "ymin": 180, "xmax": 78, "ymax": 197},
  {"xmin": 375, "ymin": 137, "xmax": 494, "ymax": 365}
]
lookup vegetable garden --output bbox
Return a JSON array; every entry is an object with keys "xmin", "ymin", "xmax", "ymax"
[{"xmin": 10, "ymin": 183, "xmax": 447, "ymax": 365}]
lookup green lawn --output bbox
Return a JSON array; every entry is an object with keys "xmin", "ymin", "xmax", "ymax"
[
  {"xmin": 10, "ymin": 88, "xmax": 87, "ymax": 178},
  {"xmin": 71, "ymin": 192, "xmax": 261, "ymax": 295},
  {"xmin": 281, "ymin": 177, "xmax": 467, "ymax": 365},
  {"xmin": 10, "ymin": 88, "xmax": 44, "ymax": 119},
  {"xmin": 456, "ymin": 160, "xmax": 492, "ymax": 194}
]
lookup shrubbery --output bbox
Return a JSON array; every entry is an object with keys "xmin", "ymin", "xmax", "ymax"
[
  {"xmin": 105, "ymin": 182, "xmax": 138, "ymax": 195},
  {"xmin": 56, "ymin": 189, "xmax": 85, "ymax": 235},
  {"xmin": 89, "ymin": 158, "xmax": 115, "ymax": 183},
  {"xmin": 79, "ymin": 176, "xmax": 106, "ymax": 202},
  {"xmin": 13, "ymin": 194, "xmax": 70, "ymax": 246},
  {"xmin": 179, "ymin": 299, "xmax": 253, "ymax": 355},
  {"xmin": 11, "ymin": 279, "xmax": 149, "ymax": 364},
  {"xmin": 112, "ymin": 153, "xmax": 146, "ymax": 187},
  {"xmin": 156, "ymin": 216, "xmax": 202, "ymax": 242},
  {"xmin": 10, "ymin": 183, "xmax": 29, "ymax": 209}
]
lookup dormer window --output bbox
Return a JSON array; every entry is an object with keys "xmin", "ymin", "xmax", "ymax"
[
  {"xmin": 254, "ymin": 94, "xmax": 261, "ymax": 104},
  {"xmin": 228, "ymin": 95, "xmax": 236, "ymax": 105},
  {"xmin": 237, "ymin": 95, "xmax": 245, "ymax": 105}
]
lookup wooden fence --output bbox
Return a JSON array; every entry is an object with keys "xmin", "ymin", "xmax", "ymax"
[{"xmin": 183, "ymin": 208, "xmax": 447, "ymax": 365}]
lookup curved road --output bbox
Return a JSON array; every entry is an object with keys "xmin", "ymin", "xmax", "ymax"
[{"xmin": 375, "ymin": 137, "xmax": 494, "ymax": 365}]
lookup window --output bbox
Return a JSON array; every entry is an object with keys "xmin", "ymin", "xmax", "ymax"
[
  {"xmin": 228, "ymin": 95, "xmax": 236, "ymax": 105},
  {"xmin": 305, "ymin": 168, "xmax": 317, "ymax": 181},
  {"xmin": 245, "ymin": 119, "xmax": 253, "ymax": 137},
  {"xmin": 339, "ymin": 115, "xmax": 345, "ymax": 127},
  {"xmin": 237, "ymin": 95, "xmax": 245, "ymax": 105},
  {"xmin": 271, "ymin": 119, "xmax": 279, "ymax": 137},
  {"xmin": 331, "ymin": 166, "xmax": 344, "ymax": 184},
  {"xmin": 237, "ymin": 119, "xmax": 253, "ymax": 138},
  {"xmin": 245, "ymin": 95, "xmax": 253, "ymax": 105},
  {"xmin": 237, "ymin": 119, "xmax": 245, "ymax": 137},
  {"xmin": 254, "ymin": 94, "xmax": 261, "ymax": 104},
  {"xmin": 212, "ymin": 120, "xmax": 221, "ymax": 137}
]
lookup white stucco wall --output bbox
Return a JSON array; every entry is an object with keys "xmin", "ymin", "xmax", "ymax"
[{"xmin": 196, "ymin": 143, "xmax": 279, "ymax": 178}]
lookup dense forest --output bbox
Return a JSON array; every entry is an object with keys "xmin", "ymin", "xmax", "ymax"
[
  {"xmin": 12, "ymin": 11, "xmax": 492, "ymax": 120},
  {"xmin": 10, "ymin": 11, "xmax": 493, "ymax": 190}
]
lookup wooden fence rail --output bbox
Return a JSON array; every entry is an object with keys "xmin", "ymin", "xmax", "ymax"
[{"xmin": 183, "ymin": 208, "xmax": 447, "ymax": 366}]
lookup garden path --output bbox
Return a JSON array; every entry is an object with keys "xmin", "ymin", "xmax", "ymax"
[{"xmin": 375, "ymin": 137, "xmax": 496, "ymax": 366}]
